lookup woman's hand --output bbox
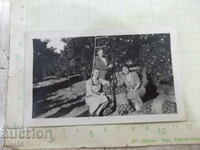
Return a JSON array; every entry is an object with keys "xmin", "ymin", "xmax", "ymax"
[
  {"xmin": 108, "ymin": 64, "xmax": 113, "ymax": 68},
  {"xmin": 101, "ymin": 79, "xmax": 110, "ymax": 86},
  {"xmin": 117, "ymin": 79, "xmax": 124, "ymax": 87},
  {"xmin": 100, "ymin": 92, "xmax": 105, "ymax": 96},
  {"xmin": 130, "ymin": 88, "xmax": 136, "ymax": 91},
  {"xmin": 117, "ymin": 82, "xmax": 122, "ymax": 87},
  {"xmin": 128, "ymin": 86, "xmax": 136, "ymax": 92},
  {"xmin": 104, "ymin": 81, "xmax": 110, "ymax": 86}
]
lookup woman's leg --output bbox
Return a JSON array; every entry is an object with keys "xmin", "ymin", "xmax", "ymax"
[
  {"xmin": 133, "ymin": 96, "xmax": 143, "ymax": 111},
  {"xmin": 138, "ymin": 85, "xmax": 146, "ymax": 98},
  {"xmin": 128, "ymin": 90, "xmax": 143, "ymax": 111},
  {"xmin": 86, "ymin": 97, "xmax": 101, "ymax": 115}
]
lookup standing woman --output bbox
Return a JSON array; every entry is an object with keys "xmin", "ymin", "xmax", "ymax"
[
  {"xmin": 85, "ymin": 68, "xmax": 110, "ymax": 116},
  {"xmin": 117, "ymin": 65, "xmax": 146, "ymax": 111},
  {"xmin": 94, "ymin": 49, "xmax": 113, "ymax": 80}
]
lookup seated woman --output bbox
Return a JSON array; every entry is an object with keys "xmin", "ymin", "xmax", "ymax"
[
  {"xmin": 85, "ymin": 68, "xmax": 110, "ymax": 116},
  {"xmin": 117, "ymin": 65, "xmax": 146, "ymax": 111}
]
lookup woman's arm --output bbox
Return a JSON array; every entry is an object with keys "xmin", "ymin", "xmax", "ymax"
[
  {"xmin": 100, "ymin": 79, "xmax": 110, "ymax": 86},
  {"xmin": 132, "ymin": 72, "xmax": 141, "ymax": 91},
  {"xmin": 95, "ymin": 57, "xmax": 109, "ymax": 70},
  {"xmin": 117, "ymin": 76, "xmax": 124, "ymax": 87}
]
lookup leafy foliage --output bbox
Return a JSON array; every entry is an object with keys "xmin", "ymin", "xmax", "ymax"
[
  {"xmin": 33, "ymin": 34, "xmax": 173, "ymax": 84},
  {"xmin": 33, "ymin": 39, "xmax": 59, "ymax": 82}
]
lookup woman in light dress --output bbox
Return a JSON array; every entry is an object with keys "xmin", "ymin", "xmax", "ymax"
[
  {"xmin": 117, "ymin": 65, "xmax": 146, "ymax": 111},
  {"xmin": 85, "ymin": 68, "xmax": 110, "ymax": 116}
]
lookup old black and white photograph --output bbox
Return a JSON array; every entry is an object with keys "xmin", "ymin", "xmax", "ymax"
[{"xmin": 24, "ymin": 29, "xmax": 185, "ymax": 126}]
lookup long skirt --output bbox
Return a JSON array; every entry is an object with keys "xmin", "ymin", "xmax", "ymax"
[{"xmin": 85, "ymin": 95, "xmax": 108, "ymax": 114}]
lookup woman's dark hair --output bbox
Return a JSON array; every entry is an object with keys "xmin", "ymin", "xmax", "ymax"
[
  {"xmin": 122, "ymin": 64, "xmax": 130, "ymax": 71},
  {"xmin": 97, "ymin": 48, "xmax": 104, "ymax": 55}
]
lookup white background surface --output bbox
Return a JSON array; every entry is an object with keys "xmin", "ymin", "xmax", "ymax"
[
  {"xmin": 1, "ymin": 0, "xmax": 200, "ymax": 149},
  {"xmin": 0, "ymin": 0, "xmax": 9, "ymax": 148}
]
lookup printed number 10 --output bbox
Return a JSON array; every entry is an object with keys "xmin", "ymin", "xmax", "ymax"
[{"xmin": 158, "ymin": 128, "xmax": 167, "ymax": 135}]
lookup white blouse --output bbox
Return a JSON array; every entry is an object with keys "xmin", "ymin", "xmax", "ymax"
[{"xmin": 86, "ymin": 78, "xmax": 108, "ymax": 96}]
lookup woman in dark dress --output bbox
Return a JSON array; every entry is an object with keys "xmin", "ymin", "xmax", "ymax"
[{"xmin": 94, "ymin": 49, "xmax": 113, "ymax": 80}]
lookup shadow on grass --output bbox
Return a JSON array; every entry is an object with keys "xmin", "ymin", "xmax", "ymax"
[{"xmin": 32, "ymin": 94, "xmax": 86, "ymax": 118}]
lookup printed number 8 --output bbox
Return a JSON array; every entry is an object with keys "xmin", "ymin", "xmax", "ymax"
[{"xmin": 158, "ymin": 128, "xmax": 167, "ymax": 135}]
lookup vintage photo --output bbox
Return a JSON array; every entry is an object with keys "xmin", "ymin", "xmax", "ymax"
[{"xmin": 24, "ymin": 29, "xmax": 185, "ymax": 126}]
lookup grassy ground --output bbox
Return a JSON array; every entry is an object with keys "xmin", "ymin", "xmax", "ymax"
[{"xmin": 33, "ymin": 79, "xmax": 177, "ymax": 118}]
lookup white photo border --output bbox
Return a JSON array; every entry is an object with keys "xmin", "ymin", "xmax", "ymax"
[{"xmin": 24, "ymin": 28, "xmax": 186, "ymax": 127}]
